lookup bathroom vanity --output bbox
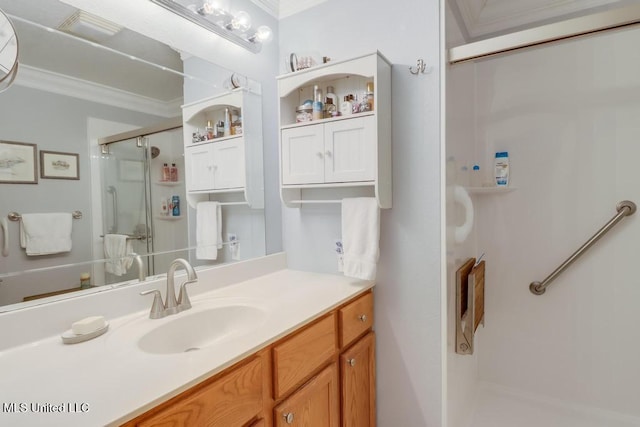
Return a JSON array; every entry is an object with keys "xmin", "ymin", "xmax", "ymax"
[
  {"xmin": 0, "ymin": 254, "xmax": 375, "ymax": 427},
  {"xmin": 123, "ymin": 291, "xmax": 375, "ymax": 426}
]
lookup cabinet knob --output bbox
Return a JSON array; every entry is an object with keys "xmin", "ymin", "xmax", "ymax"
[
  {"xmin": 358, "ymin": 314, "xmax": 367, "ymax": 322},
  {"xmin": 347, "ymin": 358, "xmax": 356, "ymax": 367},
  {"xmin": 325, "ymin": 150, "xmax": 332, "ymax": 157},
  {"xmin": 283, "ymin": 412, "xmax": 295, "ymax": 424},
  {"xmin": 316, "ymin": 151, "xmax": 324, "ymax": 158}
]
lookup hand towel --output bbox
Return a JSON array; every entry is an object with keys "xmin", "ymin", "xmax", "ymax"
[
  {"xmin": 196, "ymin": 202, "xmax": 223, "ymax": 260},
  {"xmin": 19, "ymin": 213, "xmax": 73, "ymax": 256},
  {"xmin": 104, "ymin": 234, "xmax": 133, "ymax": 276},
  {"xmin": 342, "ymin": 198, "xmax": 380, "ymax": 281}
]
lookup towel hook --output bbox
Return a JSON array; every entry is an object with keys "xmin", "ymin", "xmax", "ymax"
[{"xmin": 409, "ymin": 58, "xmax": 433, "ymax": 75}]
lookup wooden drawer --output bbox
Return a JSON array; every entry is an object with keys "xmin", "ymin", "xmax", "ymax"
[
  {"xmin": 134, "ymin": 357, "xmax": 263, "ymax": 427},
  {"xmin": 339, "ymin": 292, "xmax": 374, "ymax": 348},
  {"xmin": 273, "ymin": 314, "xmax": 337, "ymax": 399}
]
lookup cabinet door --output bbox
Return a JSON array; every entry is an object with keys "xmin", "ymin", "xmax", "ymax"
[
  {"xmin": 212, "ymin": 138, "xmax": 245, "ymax": 190},
  {"xmin": 341, "ymin": 332, "xmax": 376, "ymax": 427},
  {"xmin": 324, "ymin": 116, "xmax": 376, "ymax": 183},
  {"xmin": 274, "ymin": 364, "xmax": 340, "ymax": 427},
  {"xmin": 281, "ymin": 125, "xmax": 325, "ymax": 185},
  {"xmin": 185, "ymin": 144, "xmax": 215, "ymax": 192}
]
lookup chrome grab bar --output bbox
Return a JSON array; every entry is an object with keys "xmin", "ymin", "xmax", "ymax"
[
  {"xmin": 530, "ymin": 200, "xmax": 636, "ymax": 295},
  {"xmin": 107, "ymin": 186, "xmax": 118, "ymax": 233}
]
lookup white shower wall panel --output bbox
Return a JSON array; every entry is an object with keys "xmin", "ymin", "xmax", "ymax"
[{"xmin": 472, "ymin": 26, "xmax": 640, "ymax": 417}]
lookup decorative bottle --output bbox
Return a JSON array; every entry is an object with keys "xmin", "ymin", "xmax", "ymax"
[
  {"xmin": 312, "ymin": 85, "xmax": 324, "ymax": 120},
  {"xmin": 340, "ymin": 95, "xmax": 353, "ymax": 116},
  {"xmin": 223, "ymin": 108, "xmax": 231, "ymax": 137}
]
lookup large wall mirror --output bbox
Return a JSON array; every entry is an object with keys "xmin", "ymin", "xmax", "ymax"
[{"xmin": 0, "ymin": 0, "xmax": 266, "ymax": 312}]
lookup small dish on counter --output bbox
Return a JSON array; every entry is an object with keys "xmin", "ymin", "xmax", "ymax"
[{"xmin": 61, "ymin": 322, "xmax": 109, "ymax": 344}]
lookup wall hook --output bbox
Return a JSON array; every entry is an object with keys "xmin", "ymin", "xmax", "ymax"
[{"xmin": 409, "ymin": 59, "xmax": 432, "ymax": 75}]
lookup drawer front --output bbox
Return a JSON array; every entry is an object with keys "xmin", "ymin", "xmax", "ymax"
[
  {"xmin": 137, "ymin": 357, "xmax": 263, "ymax": 427},
  {"xmin": 273, "ymin": 314, "xmax": 337, "ymax": 399},
  {"xmin": 339, "ymin": 292, "xmax": 374, "ymax": 348}
]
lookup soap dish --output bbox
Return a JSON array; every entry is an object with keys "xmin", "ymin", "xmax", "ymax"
[{"xmin": 61, "ymin": 322, "xmax": 109, "ymax": 345}]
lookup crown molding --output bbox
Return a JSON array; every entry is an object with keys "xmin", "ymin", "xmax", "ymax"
[
  {"xmin": 278, "ymin": 0, "xmax": 328, "ymax": 19},
  {"xmin": 14, "ymin": 64, "xmax": 181, "ymax": 118},
  {"xmin": 250, "ymin": 0, "xmax": 279, "ymax": 18}
]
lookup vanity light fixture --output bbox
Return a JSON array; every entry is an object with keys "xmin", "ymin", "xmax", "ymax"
[{"xmin": 149, "ymin": 0, "xmax": 273, "ymax": 53}]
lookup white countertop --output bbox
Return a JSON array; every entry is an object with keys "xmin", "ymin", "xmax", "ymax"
[{"xmin": 0, "ymin": 266, "xmax": 373, "ymax": 426}]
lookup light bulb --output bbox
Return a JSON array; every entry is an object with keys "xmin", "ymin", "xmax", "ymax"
[
  {"xmin": 251, "ymin": 25, "xmax": 273, "ymax": 43},
  {"xmin": 230, "ymin": 11, "xmax": 251, "ymax": 32}
]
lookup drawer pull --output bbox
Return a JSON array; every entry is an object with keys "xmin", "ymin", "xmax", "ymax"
[
  {"xmin": 347, "ymin": 358, "xmax": 356, "ymax": 367},
  {"xmin": 283, "ymin": 412, "xmax": 295, "ymax": 424},
  {"xmin": 358, "ymin": 314, "xmax": 367, "ymax": 322}
]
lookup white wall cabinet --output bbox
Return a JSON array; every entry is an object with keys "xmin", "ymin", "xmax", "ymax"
[
  {"xmin": 281, "ymin": 115, "xmax": 376, "ymax": 185},
  {"xmin": 186, "ymin": 139, "xmax": 245, "ymax": 191},
  {"xmin": 182, "ymin": 89, "xmax": 263, "ymax": 208},
  {"xmin": 277, "ymin": 52, "xmax": 391, "ymax": 208}
]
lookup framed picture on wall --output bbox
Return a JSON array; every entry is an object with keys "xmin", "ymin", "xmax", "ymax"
[
  {"xmin": 40, "ymin": 150, "xmax": 80, "ymax": 180},
  {"xmin": 0, "ymin": 140, "xmax": 38, "ymax": 184}
]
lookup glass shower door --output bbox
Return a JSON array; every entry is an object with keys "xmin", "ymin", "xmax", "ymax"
[{"xmin": 100, "ymin": 137, "xmax": 153, "ymax": 284}]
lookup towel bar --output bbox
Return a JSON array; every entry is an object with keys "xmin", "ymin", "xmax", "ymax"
[
  {"xmin": 8, "ymin": 211, "xmax": 82, "ymax": 221},
  {"xmin": 100, "ymin": 234, "xmax": 148, "ymax": 241}
]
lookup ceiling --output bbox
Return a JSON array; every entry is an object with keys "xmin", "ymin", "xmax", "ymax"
[
  {"xmin": 449, "ymin": 0, "xmax": 636, "ymax": 42},
  {"xmin": 4, "ymin": 0, "xmax": 631, "ymax": 100}
]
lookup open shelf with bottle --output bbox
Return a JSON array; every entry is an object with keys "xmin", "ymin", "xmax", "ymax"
[
  {"xmin": 182, "ymin": 88, "xmax": 264, "ymax": 209},
  {"xmin": 277, "ymin": 51, "xmax": 391, "ymax": 208}
]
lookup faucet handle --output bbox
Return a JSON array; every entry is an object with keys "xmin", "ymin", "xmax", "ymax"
[
  {"xmin": 177, "ymin": 280, "xmax": 197, "ymax": 311},
  {"xmin": 140, "ymin": 289, "xmax": 165, "ymax": 319}
]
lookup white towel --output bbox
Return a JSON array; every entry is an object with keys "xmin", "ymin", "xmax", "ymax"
[
  {"xmin": 196, "ymin": 202, "xmax": 223, "ymax": 260},
  {"xmin": 342, "ymin": 198, "xmax": 380, "ymax": 281},
  {"xmin": 19, "ymin": 213, "xmax": 73, "ymax": 256},
  {"xmin": 104, "ymin": 234, "xmax": 133, "ymax": 276}
]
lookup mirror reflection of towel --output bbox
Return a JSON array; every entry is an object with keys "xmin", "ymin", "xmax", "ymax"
[
  {"xmin": 104, "ymin": 234, "xmax": 133, "ymax": 276},
  {"xmin": 19, "ymin": 213, "xmax": 73, "ymax": 256}
]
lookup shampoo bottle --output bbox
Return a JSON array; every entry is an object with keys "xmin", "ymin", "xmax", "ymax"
[
  {"xmin": 162, "ymin": 163, "xmax": 170, "ymax": 181},
  {"xmin": 170, "ymin": 163, "xmax": 178, "ymax": 182},
  {"xmin": 494, "ymin": 152, "xmax": 509, "ymax": 186}
]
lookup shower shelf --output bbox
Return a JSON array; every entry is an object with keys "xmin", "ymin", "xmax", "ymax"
[
  {"xmin": 155, "ymin": 216, "xmax": 183, "ymax": 221},
  {"xmin": 465, "ymin": 186, "xmax": 516, "ymax": 194},
  {"xmin": 156, "ymin": 181, "xmax": 183, "ymax": 187}
]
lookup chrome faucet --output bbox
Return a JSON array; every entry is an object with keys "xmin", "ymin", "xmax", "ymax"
[{"xmin": 140, "ymin": 258, "xmax": 198, "ymax": 319}]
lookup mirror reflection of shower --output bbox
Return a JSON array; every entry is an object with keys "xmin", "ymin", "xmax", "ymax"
[{"xmin": 97, "ymin": 121, "xmax": 187, "ymax": 285}]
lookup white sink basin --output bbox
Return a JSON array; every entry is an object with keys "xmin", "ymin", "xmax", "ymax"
[{"xmin": 137, "ymin": 305, "xmax": 267, "ymax": 355}]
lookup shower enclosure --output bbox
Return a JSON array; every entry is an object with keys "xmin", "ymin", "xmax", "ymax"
[
  {"xmin": 98, "ymin": 124, "xmax": 187, "ymax": 285},
  {"xmin": 446, "ymin": 4, "xmax": 640, "ymax": 427}
]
